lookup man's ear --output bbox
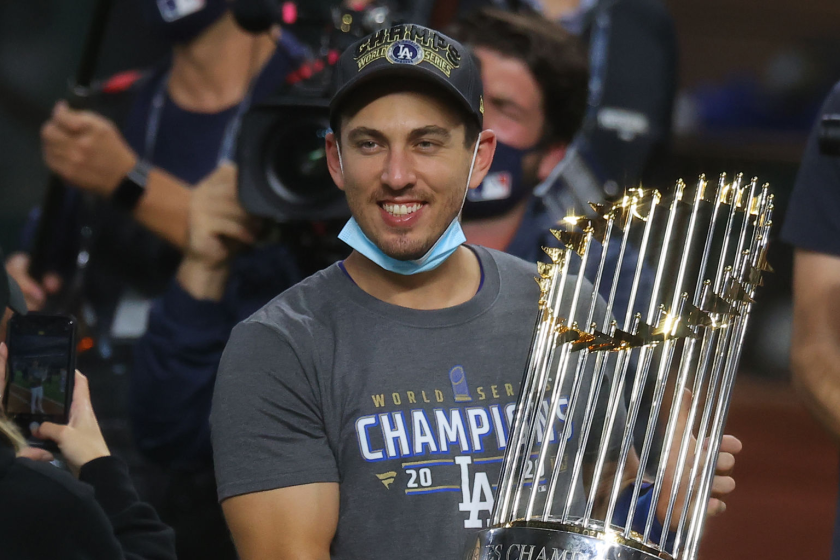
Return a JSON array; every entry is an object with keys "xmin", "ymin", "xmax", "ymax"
[
  {"xmin": 537, "ymin": 143, "xmax": 568, "ymax": 182},
  {"xmin": 468, "ymin": 129, "xmax": 498, "ymax": 190},
  {"xmin": 325, "ymin": 131, "xmax": 345, "ymax": 191}
]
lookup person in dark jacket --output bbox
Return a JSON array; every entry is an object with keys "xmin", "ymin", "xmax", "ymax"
[{"xmin": 0, "ymin": 253, "xmax": 176, "ymax": 560}]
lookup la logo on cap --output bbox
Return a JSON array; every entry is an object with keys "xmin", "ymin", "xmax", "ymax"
[{"xmin": 386, "ymin": 40, "xmax": 424, "ymax": 66}]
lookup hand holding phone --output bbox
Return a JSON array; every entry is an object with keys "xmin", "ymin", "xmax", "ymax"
[
  {"xmin": 35, "ymin": 371, "xmax": 110, "ymax": 476},
  {"xmin": 0, "ymin": 317, "xmax": 110, "ymax": 474},
  {"xmin": 2, "ymin": 314, "xmax": 76, "ymax": 447}
]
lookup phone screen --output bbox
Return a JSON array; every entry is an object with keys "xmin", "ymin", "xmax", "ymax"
[{"xmin": 3, "ymin": 314, "xmax": 76, "ymax": 439}]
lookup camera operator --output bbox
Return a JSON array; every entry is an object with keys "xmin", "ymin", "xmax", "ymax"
[
  {"xmin": 6, "ymin": 3, "xmax": 309, "ymax": 559},
  {"xmin": 0, "ymin": 247, "xmax": 176, "ymax": 560},
  {"xmin": 453, "ymin": 8, "xmax": 654, "ymax": 320},
  {"xmin": 783, "ymin": 81, "xmax": 840, "ymax": 560}
]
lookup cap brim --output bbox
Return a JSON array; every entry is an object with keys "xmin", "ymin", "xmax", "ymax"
[
  {"xmin": 330, "ymin": 64, "xmax": 479, "ymax": 130},
  {"xmin": 5, "ymin": 271, "xmax": 27, "ymax": 315}
]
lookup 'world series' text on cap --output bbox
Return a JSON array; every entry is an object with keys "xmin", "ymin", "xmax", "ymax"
[{"xmin": 330, "ymin": 24, "xmax": 484, "ymax": 131}]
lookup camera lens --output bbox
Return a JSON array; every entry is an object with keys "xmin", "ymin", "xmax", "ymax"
[{"xmin": 264, "ymin": 116, "xmax": 334, "ymax": 204}]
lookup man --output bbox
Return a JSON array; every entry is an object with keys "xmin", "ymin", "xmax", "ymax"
[
  {"xmin": 454, "ymin": 9, "xmax": 588, "ymax": 255},
  {"xmin": 453, "ymin": 9, "xmax": 652, "ymax": 321},
  {"xmin": 210, "ymin": 24, "xmax": 739, "ymax": 560},
  {"xmin": 28, "ymin": 360, "xmax": 46, "ymax": 415},
  {"xmin": 783, "ymin": 81, "xmax": 840, "ymax": 560}
]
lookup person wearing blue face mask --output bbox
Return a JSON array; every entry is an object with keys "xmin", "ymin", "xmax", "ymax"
[{"xmin": 452, "ymin": 8, "xmax": 654, "ymax": 321}]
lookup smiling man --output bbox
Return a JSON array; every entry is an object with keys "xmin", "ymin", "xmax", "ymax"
[{"xmin": 209, "ymin": 23, "xmax": 739, "ymax": 560}]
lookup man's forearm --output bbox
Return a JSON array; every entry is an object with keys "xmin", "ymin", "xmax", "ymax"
[
  {"xmin": 791, "ymin": 345, "xmax": 840, "ymax": 440},
  {"xmin": 132, "ymin": 169, "xmax": 191, "ymax": 250}
]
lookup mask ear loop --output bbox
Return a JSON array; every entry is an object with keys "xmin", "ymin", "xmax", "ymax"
[
  {"xmin": 336, "ymin": 141, "xmax": 345, "ymax": 176},
  {"xmin": 458, "ymin": 133, "xmax": 482, "ymax": 218}
]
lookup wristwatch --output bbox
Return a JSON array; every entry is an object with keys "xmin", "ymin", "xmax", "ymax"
[{"xmin": 112, "ymin": 160, "xmax": 152, "ymax": 211}]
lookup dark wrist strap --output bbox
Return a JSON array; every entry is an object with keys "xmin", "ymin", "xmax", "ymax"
[{"xmin": 112, "ymin": 160, "xmax": 152, "ymax": 211}]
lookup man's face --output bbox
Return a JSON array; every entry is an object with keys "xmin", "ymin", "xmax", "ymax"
[
  {"xmin": 474, "ymin": 46, "xmax": 545, "ymax": 150},
  {"xmin": 331, "ymin": 90, "xmax": 478, "ymax": 261}
]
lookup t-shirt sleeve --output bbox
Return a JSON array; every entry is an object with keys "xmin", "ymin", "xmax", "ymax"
[
  {"xmin": 211, "ymin": 320, "xmax": 339, "ymax": 501},
  {"xmin": 781, "ymin": 81, "xmax": 840, "ymax": 256}
]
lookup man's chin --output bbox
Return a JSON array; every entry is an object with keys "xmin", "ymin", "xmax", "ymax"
[
  {"xmin": 383, "ymin": 248, "xmax": 430, "ymax": 262},
  {"xmin": 378, "ymin": 239, "xmax": 433, "ymax": 262}
]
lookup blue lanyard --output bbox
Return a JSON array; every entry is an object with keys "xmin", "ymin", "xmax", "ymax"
[{"xmin": 143, "ymin": 69, "xmax": 256, "ymax": 166}]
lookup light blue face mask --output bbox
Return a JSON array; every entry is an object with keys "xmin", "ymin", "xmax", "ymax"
[{"xmin": 337, "ymin": 139, "xmax": 480, "ymax": 275}]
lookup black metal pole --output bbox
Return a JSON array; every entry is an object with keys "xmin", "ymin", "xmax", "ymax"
[{"xmin": 28, "ymin": 0, "xmax": 115, "ymax": 281}]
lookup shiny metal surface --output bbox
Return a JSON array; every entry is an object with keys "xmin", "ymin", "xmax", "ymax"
[{"xmin": 489, "ymin": 174, "xmax": 773, "ymax": 560}]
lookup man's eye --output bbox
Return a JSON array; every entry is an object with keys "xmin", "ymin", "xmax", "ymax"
[
  {"xmin": 417, "ymin": 140, "xmax": 437, "ymax": 149},
  {"xmin": 358, "ymin": 141, "xmax": 378, "ymax": 150}
]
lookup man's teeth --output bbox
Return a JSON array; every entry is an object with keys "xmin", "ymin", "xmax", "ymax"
[{"xmin": 383, "ymin": 203, "xmax": 422, "ymax": 216}]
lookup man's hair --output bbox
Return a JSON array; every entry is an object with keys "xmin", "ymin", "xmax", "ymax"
[
  {"xmin": 332, "ymin": 77, "xmax": 481, "ymax": 149},
  {"xmin": 449, "ymin": 8, "xmax": 589, "ymax": 146}
]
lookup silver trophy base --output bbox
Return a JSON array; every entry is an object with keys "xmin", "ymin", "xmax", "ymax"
[{"xmin": 468, "ymin": 524, "xmax": 669, "ymax": 560}]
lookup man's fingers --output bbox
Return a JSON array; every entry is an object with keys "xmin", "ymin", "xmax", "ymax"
[
  {"xmin": 35, "ymin": 421, "xmax": 66, "ymax": 443},
  {"xmin": 716, "ymin": 452, "xmax": 735, "ymax": 475},
  {"xmin": 202, "ymin": 198, "xmax": 253, "ymax": 222},
  {"xmin": 212, "ymin": 219, "xmax": 257, "ymax": 245},
  {"xmin": 706, "ymin": 497, "xmax": 727, "ymax": 517},
  {"xmin": 52, "ymin": 101, "xmax": 93, "ymax": 134},
  {"xmin": 710, "ymin": 474, "xmax": 735, "ymax": 496},
  {"xmin": 70, "ymin": 371, "xmax": 93, "ymax": 420},
  {"xmin": 42, "ymin": 273, "xmax": 63, "ymax": 294},
  {"xmin": 6, "ymin": 253, "xmax": 48, "ymax": 307},
  {"xmin": 40, "ymin": 119, "xmax": 74, "ymax": 147},
  {"xmin": 719, "ymin": 434, "xmax": 742, "ymax": 455},
  {"xmin": 17, "ymin": 447, "xmax": 55, "ymax": 462}
]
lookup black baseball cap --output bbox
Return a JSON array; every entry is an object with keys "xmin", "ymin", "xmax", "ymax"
[
  {"xmin": 330, "ymin": 23, "xmax": 484, "ymax": 132},
  {"xmin": 0, "ymin": 247, "xmax": 27, "ymax": 315}
]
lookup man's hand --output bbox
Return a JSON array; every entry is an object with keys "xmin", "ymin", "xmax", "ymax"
[
  {"xmin": 4, "ymin": 252, "xmax": 62, "ymax": 312},
  {"xmin": 35, "ymin": 371, "xmax": 110, "ymax": 477},
  {"xmin": 177, "ymin": 163, "xmax": 261, "ymax": 301},
  {"xmin": 657, "ymin": 389, "xmax": 742, "ymax": 529},
  {"xmin": 41, "ymin": 100, "xmax": 137, "ymax": 196}
]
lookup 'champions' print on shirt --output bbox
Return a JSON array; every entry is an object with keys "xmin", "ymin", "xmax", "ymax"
[{"xmin": 353, "ymin": 365, "xmax": 573, "ymax": 528}]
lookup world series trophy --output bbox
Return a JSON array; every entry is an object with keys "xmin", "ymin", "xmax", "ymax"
[{"xmin": 471, "ymin": 174, "xmax": 773, "ymax": 560}]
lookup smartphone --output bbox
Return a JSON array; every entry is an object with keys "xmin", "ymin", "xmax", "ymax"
[{"xmin": 2, "ymin": 313, "xmax": 76, "ymax": 445}]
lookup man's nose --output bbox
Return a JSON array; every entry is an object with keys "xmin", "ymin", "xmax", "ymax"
[{"xmin": 380, "ymin": 147, "xmax": 416, "ymax": 190}]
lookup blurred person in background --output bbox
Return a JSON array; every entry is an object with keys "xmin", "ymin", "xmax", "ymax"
[
  {"xmin": 541, "ymin": 0, "xmax": 677, "ymax": 197},
  {"xmin": 453, "ymin": 7, "xmax": 653, "ymax": 321},
  {"xmin": 783, "ymin": 81, "xmax": 840, "ymax": 560},
  {"xmin": 0, "ymin": 247, "xmax": 176, "ymax": 560},
  {"xmin": 4, "ymin": 2, "xmax": 306, "ymax": 559}
]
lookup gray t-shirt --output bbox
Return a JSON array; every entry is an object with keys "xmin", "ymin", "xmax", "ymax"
[{"xmin": 211, "ymin": 246, "xmax": 621, "ymax": 559}]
